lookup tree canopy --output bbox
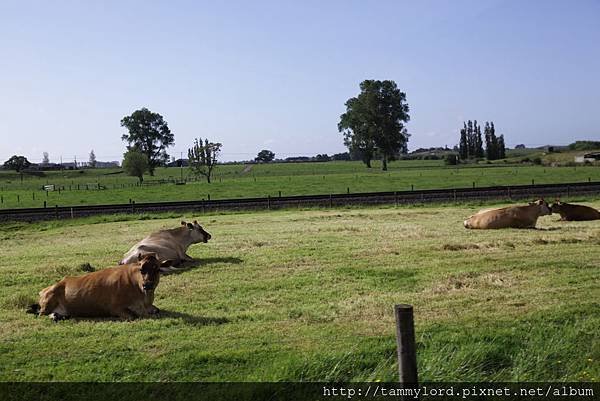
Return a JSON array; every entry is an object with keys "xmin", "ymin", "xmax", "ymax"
[
  {"xmin": 188, "ymin": 138, "xmax": 222, "ymax": 183},
  {"xmin": 3, "ymin": 155, "xmax": 31, "ymax": 172},
  {"xmin": 88, "ymin": 150, "xmax": 97, "ymax": 168},
  {"xmin": 122, "ymin": 149, "xmax": 149, "ymax": 184},
  {"xmin": 338, "ymin": 80, "xmax": 410, "ymax": 170},
  {"xmin": 120, "ymin": 108, "xmax": 174, "ymax": 176},
  {"xmin": 255, "ymin": 149, "xmax": 275, "ymax": 163}
]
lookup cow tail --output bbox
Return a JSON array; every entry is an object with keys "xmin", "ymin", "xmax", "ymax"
[{"xmin": 26, "ymin": 303, "xmax": 40, "ymax": 315}]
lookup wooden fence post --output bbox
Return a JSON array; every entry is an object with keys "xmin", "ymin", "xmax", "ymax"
[{"xmin": 394, "ymin": 304, "xmax": 418, "ymax": 385}]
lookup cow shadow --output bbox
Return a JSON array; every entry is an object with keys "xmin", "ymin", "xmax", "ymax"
[
  {"xmin": 47, "ymin": 310, "xmax": 230, "ymax": 326},
  {"xmin": 152, "ymin": 310, "xmax": 230, "ymax": 326},
  {"xmin": 163, "ymin": 257, "xmax": 243, "ymax": 275}
]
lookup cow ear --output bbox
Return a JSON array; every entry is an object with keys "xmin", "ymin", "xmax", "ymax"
[
  {"xmin": 181, "ymin": 221, "xmax": 187, "ymax": 226},
  {"xmin": 187, "ymin": 223, "xmax": 194, "ymax": 229},
  {"xmin": 137, "ymin": 253, "xmax": 143, "ymax": 261}
]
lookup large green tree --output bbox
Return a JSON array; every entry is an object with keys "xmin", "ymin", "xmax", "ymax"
[
  {"xmin": 3, "ymin": 155, "xmax": 31, "ymax": 172},
  {"xmin": 120, "ymin": 108, "xmax": 174, "ymax": 176},
  {"xmin": 339, "ymin": 80, "xmax": 410, "ymax": 170},
  {"xmin": 255, "ymin": 149, "xmax": 275, "ymax": 163}
]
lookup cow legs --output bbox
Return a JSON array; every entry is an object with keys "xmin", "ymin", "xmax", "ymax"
[
  {"xmin": 49, "ymin": 313, "xmax": 70, "ymax": 322},
  {"xmin": 147, "ymin": 305, "xmax": 160, "ymax": 315},
  {"xmin": 117, "ymin": 308, "xmax": 139, "ymax": 320}
]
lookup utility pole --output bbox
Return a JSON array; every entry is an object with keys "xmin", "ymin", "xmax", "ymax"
[{"xmin": 180, "ymin": 151, "xmax": 183, "ymax": 181}]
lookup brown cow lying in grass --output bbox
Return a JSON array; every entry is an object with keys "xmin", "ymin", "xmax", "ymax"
[
  {"xmin": 120, "ymin": 220, "xmax": 211, "ymax": 272},
  {"xmin": 27, "ymin": 254, "xmax": 166, "ymax": 322},
  {"xmin": 463, "ymin": 199, "xmax": 551, "ymax": 229},
  {"xmin": 550, "ymin": 201, "xmax": 600, "ymax": 221}
]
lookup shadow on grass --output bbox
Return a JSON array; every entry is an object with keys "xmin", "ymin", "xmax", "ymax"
[
  {"xmin": 37, "ymin": 310, "xmax": 230, "ymax": 326},
  {"xmin": 162, "ymin": 257, "xmax": 243, "ymax": 275},
  {"xmin": 152, "ymin": 310, "xmax": 230, "ymax": 326}
]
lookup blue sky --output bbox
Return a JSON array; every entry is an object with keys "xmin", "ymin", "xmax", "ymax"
[{"xmin": 1, "ymin": 0, "xmax": 599, "ymax": 163}]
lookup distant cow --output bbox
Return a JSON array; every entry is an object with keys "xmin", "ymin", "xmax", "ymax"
[
  {"xmin": 27, "ymin": 254, "xmax": 165, "ymax": 322},
  {"xmin": 463, "ymin": 199, "xmax": 551, "ymax": 229},
  {"xmin": 120, "ymin": 220, "xmax": 211, "ymax": 271},
  {"xmin": 550, "ymin": 201, "xmax": 600, "ymax": 221}
]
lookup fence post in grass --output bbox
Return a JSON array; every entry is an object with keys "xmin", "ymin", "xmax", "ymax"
[
  {"xmin": 17, "ymin": 195, "xmax": 20, "ymax": 203},
  {"xmin": 531, "ymin": 179, "xmax": 534, "ymax": 186},
  {"xmin": 394, "ymin": 304, "xmax": 418, "ymax": 385},
  {"xmin": 46, "ymin": 190, "xmax": 48, "ymax": 197},
  {"xmin": 347, "ymin": 187, "xmax": 349, "ymax": 195},
  {"xmin": 279, "ymin": 191, "xmax": 282, "ymax": 198},
  {"xmin": 70, "ymin": 207, "xmax": 74, "ymax": 219},
  {"xmin": 44, "ymin": 201, "xmax": 46, "ymax": 208},
  {"xmin": 267, "ymin": 195, "xmax": 271, "ymax": 210},
  {"xmin": 394, "ymin": 191, "xmax": 398, "ymax": 207},
  {"xmin": 329, "ymin": 194, "xmax": 333, "ymax": 208},
  {"xmin": 32, "ymin": 192, "xmax": 35, "ymax": 200},
  {"xmin": 0, "ymin": 195, "xmax": 3, "ymax": 204},
  {"xmin": 411, "ymin": 184, "xmax": 414, "ymax": 191},
  {"xmin": 589, "ymin": 177, "xmax": 591, "ymax": 183},
  {"xmin": 567, "ymin": 185, "xmax": 570, "ymax": 198},
  {"xmin": 208, "ymin": 194, "xmax": 211, "ymax": 201},
  {"xmin": 507, "ymin": 187, "xmax": 511, "ymax": 200},
  {"xmin": 472, "ymin": 181, "xmax": 475, "ymax": 189},
  {"xmin": 55, "ymin": 205, "xmax": 58, "ymax": 219}
]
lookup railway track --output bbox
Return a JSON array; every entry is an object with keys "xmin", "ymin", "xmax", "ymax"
[{"xmin": 1, "ymin": 181, "xmax": 599, "ymax": 222}]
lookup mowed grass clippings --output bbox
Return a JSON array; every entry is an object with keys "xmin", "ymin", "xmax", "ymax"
[{"xmin": 0, "ymin": 201, "xmax": 598, "ymax": 382}]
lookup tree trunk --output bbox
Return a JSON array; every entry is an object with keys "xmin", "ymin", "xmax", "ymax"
[
  {"xmin": 138, "ymin": 175, "xmax": 143, "ymax": 184},
  {"xmin": 365, "ymin": 159, "xmax": 372, "ymax": 168},
  {"xmin": 382, "ymin": 156, "xmax": 388, "ymax": 171},
  {"xmin": 206, "ymin": 175, "xmax": 211, "ymax": 184}
]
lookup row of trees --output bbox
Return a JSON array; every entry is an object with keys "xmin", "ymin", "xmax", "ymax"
[
  {"xmin": 458, "ymin": 120, "xmax": 506, "ymax": 161},
  {"xmin": 120, "ymin": 108, "xmax": 222, "ymax": 183}
]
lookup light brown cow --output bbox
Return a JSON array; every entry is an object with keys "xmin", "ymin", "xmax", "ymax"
[
  {"xmin": 463, "ymin": 199, "xmax": 551, "ymax": 229},
  {"xmin": 550, "ymin": 201, "xmax": 600, "ymax": 221},
  {"xmin": 27, "ymin": 254, "xmax": 165, "ymax": 322},
  {"xmin": 120, "ymin": 220, "xmax": 211, "ymax": 271}
]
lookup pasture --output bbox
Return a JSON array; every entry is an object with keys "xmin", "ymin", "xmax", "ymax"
[
  {"xmin": 0, "ymin": 160, "xmax": 599, "ymax": 209},
  {"xmin": 0, "ymin": 200, "xmax": 598, "ymax": 381}
]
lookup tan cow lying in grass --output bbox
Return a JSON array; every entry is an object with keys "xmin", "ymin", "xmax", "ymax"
[
  {"xmin": 550, "ymin": 201, "xmax": 600, "ymax": 221},
  {"xmin": 120, "ymin": 220, "xmax": 211, "ymax": 272},
  {"xmin": 27, "ymin": 254, "xmax": 164, "ymax": 322},
  {"xmin": 463, "ymin": 199, "xmax": 551, "ymax": 229}
]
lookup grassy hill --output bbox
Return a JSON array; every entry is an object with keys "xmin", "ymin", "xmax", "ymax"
[{"xmin": 0, "ymin": 160, "xmax": 599, "ymax": 209}]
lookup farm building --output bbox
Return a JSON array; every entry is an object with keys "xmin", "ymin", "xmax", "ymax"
[{"xmin": 575, "ymin": 152, "xmax": 600, "ymax": 163}]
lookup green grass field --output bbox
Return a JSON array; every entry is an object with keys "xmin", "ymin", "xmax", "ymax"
[
  {"xmin": 0, "ymin": 160, "xmax": 599, "ymax": 209},
  {"xmin": 0, "ymin": 200, "xmax": 598, "ymax": 381}
]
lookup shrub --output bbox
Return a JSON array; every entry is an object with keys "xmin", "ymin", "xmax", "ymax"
[{"xmin": 445, "ymin": 154, "xmax": 459, "ymax": 165}]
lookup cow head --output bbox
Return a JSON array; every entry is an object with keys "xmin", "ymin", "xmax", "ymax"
[
  {"xmin": 137, "ymin": 253, "xmax": 161, "ymax": 292},
  {"xmin": 530, "ymin": 198, "xmax": 551, "ymax": 216},
  {"xmin": 181, "ymin": 220, "xmax": 212, "ymax": 243},
  {"xmin": 550, "ymin": 199, "xmax": 564, "ymax": 214}
]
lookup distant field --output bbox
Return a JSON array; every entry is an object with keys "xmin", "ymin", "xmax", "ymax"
[
  {"xmin": 0, "ymin": 200, "xmax": 598, "ymax": 381},
  {"xmin": 0, "ymin": 160, "xmax": 599, "ymax": 209}
]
